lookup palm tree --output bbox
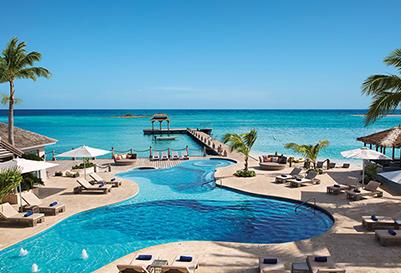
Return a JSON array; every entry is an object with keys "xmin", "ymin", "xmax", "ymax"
[
  {"xmin": 362, "ymin": 48, "xmax": 401, "ymax": 125},
  {"xmin": 223, "ymin": 129, "xmax": 257, "ymax": 171},
  {"xmin": 284, "ymin": 140, "xmax": 329, "ymax": 168},
  {"xmin": 0, "ymin": 37, "xmax": 51, "ymax": 145}
]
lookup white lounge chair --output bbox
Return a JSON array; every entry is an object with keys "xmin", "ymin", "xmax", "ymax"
[
  {"xmin": 288, "ymin": 171, "xmax": 319, "ymax": 187},
  {"xmin": 117, "ymin": 254, "xmax": 156, "ymax": 273},
  {"xmin": 180, "ymin": 152, "xmax": 189, "ymax": 160},
  {"xmin": 21, "ymin": 191, "xmax": 65, "ymax": 216},
  {"xmin": 161, "ymin": 255, "xmax": 199, "ymax": 273},
  {"xmin": 75, "ymin": 178, "xmax": 112, "ymax": 194},
  {"xmin": 346, "ymin": 180, "xmax": 383, "ymax": 201},
  {"xmin": 0, "ymin": 202, "xmax": 45, "ymax": 227},
  {"xmin": 90, "ymin": 173, "xmax": 121, "ymax": 187},
  {"xmin": 171, "ymin": 151, "xmax": 179, "ymax": 160},
  {"xmin": 151, "ymin": 152, "xmax": 160, "ymax": 161},
  {"xmin": 259, "ymin": 257, "xmax": 287, "ymax": 273},
  {"xmin": 275, "ymin": 167, "xmax": 302, "ymax": 183},
  {"xmin": 161, "ymin": 152, "xmax": 169, "ymax": 160}
]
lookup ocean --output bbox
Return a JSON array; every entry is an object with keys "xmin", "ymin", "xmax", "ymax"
[{"xmin": 0, "ymin": 109, "xmax": 399, "ymax": 161}]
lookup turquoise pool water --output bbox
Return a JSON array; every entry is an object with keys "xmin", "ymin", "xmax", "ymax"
[
  {"xmin": 2, "ymin": 109, "xmax": 401, "ymax": 160},
  {"xmin": 0, "ymin": 159, "xmax": 333, "ymax": 273}
]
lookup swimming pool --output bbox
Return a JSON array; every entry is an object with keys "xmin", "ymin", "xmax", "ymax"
[{"xmin": 0, "ymin": 159, "xmax": 333, "ymax": 273}]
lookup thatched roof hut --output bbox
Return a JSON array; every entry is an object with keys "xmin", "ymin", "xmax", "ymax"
[
  {"xmin": 357, "ymin": 126, "xmax": 401, "ymax": 159},
  {"xmin": 150, "ymin": 113, "xmax": 170, "ymax": 131}
]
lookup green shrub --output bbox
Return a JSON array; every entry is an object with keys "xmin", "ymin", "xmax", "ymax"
[
  {"xmin": 234, "ymin": 169, "xmax": 256, "ymax": 177},
  {"xmin": 0, "ymin": 168, "xmax": 23, "ymax": 202},
  {"xmin": 364, "ymin": 163, "xmax": 378, "ymax": 184},
  {"xmin": 21, "ymin": 173, "xmax": 44, "ymax": 191},
  {"xmin": 72, "ymin": 158, "xmax": 95, "ymax": 170}
]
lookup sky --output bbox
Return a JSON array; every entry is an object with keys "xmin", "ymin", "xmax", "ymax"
[{"xmin": 1, "ymin": 0, "xmax": 401, "ymax": 109}]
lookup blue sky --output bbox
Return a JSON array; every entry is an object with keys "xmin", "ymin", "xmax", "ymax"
[{"xmin": 1, "ymin": 0, "xmax": 401, "ymax": 109}]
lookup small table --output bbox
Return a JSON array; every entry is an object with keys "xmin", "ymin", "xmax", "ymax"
[{"xmin": 149, "ymin": 259, "xmax": 168, "ymax": 273}]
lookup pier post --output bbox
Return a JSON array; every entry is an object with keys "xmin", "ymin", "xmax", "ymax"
[
  {"xmin": 392, "ymin": 147, "xmax": 395, "ymax": 159},
  {"xmin": 168, "ymin": 148, "xmax": 170, "ymax": 158},
  {"xmin": 149, "ymin": 146, "xmax": 152, "ymax": 158}
]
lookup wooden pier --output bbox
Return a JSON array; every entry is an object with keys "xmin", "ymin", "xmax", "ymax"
[{"xmin": 143, "ymin": 128, "xmax": 212, "ymax": 135}]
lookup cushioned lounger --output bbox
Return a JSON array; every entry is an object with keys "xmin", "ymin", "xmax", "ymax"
[
  {"xmin": 21, "ymin": 191, "xmax": 65, "ymax": 216},
  {"xmin": 117, "ymin": 254, "xmax": 156, "ymax": 273},
  {"xmin": 90, "ymin": 173, "xmax": 121, "ymax": 187},
  {"xmin": 375, "ymin": 229, "xmax": 401, "ymax": 246},
  {"xmin": 161, "ymin": 255, "xmax": 199, "ymax": 273},
  {"xmin": 259, "ymin": 257, "xmax": 287, "ymax": 273},
  {"xmin": 75, "ymin": 178, "xmax": 112, "ymax": 194},
  {"xmin": 0, "ymin": 202, "xmax": 45, "ymax": 227},
  {"xmin": 362, "ymin": 216, "xmax": 395, "ymax": 231},
  {"xmin": 275, "ymin": 167, "xmax": 302, "ymax": 183},
  {"xmin": 306, "ymin": 255, "xmax": 345, "ymax": 273}
]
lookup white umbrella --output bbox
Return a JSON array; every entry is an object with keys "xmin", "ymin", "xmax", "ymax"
[
  {"xmin": 0, "ymin": 158, "xmax": 58, "ymax": 211},
  {"xmin": 341, "ymin": 147, "xmax": 389, "ymax": 185},
  {"xmin": 57, "ymin": 145, "xmax": 110, "ymax": 178},
  {"xmin": 0, "ymin": 158, "xmax": 58, "ymax": 174}
]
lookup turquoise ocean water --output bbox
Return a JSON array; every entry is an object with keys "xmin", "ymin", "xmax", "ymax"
[{"xmin": 0, "ymin": 109, "xmax": 399, "ymax": 160}]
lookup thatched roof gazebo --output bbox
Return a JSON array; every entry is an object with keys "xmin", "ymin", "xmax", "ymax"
[
  {"xmin": 357, "ymin": 125, "xmax": 401, "ymax": 159},
  {"xmin": 151, "ymin": 113, "xmax": 170, "ymax": 131}
]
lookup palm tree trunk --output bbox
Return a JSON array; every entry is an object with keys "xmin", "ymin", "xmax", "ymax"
[
  {"xmin": 244, "ymin": 155, "xmax": 248, "ymax": 171},
  {"xmin": 8, "ymin": 80, "xmax": 15, "ymax": 145}
]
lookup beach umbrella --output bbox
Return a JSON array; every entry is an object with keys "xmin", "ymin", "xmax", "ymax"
[
  {"xmin": 341, "ymin": 147, "xmax": 389, "ymax": 185},
  {"xmin": 0, "ymin": 158, "xmax": 58, "ymax": 211},
  {"xmin": 57, "ymin": 146, "xmax": 110, "ymax": 178}
]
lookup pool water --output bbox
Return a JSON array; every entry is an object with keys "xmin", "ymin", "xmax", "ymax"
[{"xmin": 0, "ymin": 159, "xmax": 333, "ymax": 273}]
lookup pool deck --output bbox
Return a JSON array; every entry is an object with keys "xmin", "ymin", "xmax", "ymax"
[
  {"xmin": 2, "ymin": 155, "xmax": 401, "ymax": 272},
  {"xmin": 96, "ymin": 159, "xmax": 401, "ymax": 273}
]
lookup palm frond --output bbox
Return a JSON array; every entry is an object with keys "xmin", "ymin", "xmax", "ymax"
[
  {"xmin": 365, "ymin": 91, "xmax": 401, "ymax": 125},
  {"xmin": 362, "ymin": 74, "xmax": 401, "ymax": 95},
  {"xmin": 0, "ymin": 94, "xmax": 22, "ymax": 105},
  {"xmin": 384, "ymin": 48, "xmax": 401, "ymax": 70}
]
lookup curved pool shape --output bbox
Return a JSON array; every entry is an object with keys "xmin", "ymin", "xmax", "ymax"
[{"xmin": 0, "ymin": 159, "xmax": 333, "ymax": 273}]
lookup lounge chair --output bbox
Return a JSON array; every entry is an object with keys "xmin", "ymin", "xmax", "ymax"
[
  {"xmin": 180, "ymin": 152, "xmax": 189, "ymax": 160},
  {"xmin": 362, "ymin": 215, "xmax": 396, "ymax": 231},
  {"xmin": 74, "ymin": 178, "xmax": 112, "ymax": 194},
  {"xmin": 326, "ymin": 184, "xmax": 352, "ymax": 195},
  {"xmin": 346, "ymin": 181, "xmax": 383, "ymax": 201},
  {"xmin": 161, "ymin": 152, "xmax": 169, "ymax": 160},
  {"xmin": 90, "ymin": 173, "xmax": 121, "ymax": 188},
  {"xmin": 0, "ymin": 202, "xmax": 45, "ymax": 227},
  {"xmin": 161, "ymin": 255, "xmax": 199, "ymax": 273},
  {"xmin": 288, "ymin": 171, "xmax": 319, "ymax": 187},
  {"xmin": 306, "ymin": 256, "xmax": 345, "ymax": 273},
  {"xmin": 316, "ymin": 161, "xmax": 324, "ymax": 169},
  {"xmin": 117, "ymin": 254, "xmax": 156, "ymax": 273},
  {"xmin": 375, "ymin": 229, "xmax": 401, "ymax": 246},
  {"xmin": 329, "ymin": 162, "xmax": 336, "ymax": 169},
  {"xmin": 275, "ymin": 167, "xmax": 302, "ymax": 183},
  {"xmin": 342, "ymin": 163, "xmax": 350, "ymax": 168},
  {"xmin": 21, "ymin": 191, "xmax": 65, "ymax": 216},
  {"xmin": 259, "ymin": 257, "xmax": 287, "ymax": 273},
  {"xmin": 171, "ymin": 151, "xmax": 179, "ymax": 160},
  {"xmin": 151, "ymin": 152, "xmax": 160, "ymax": 161}
]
